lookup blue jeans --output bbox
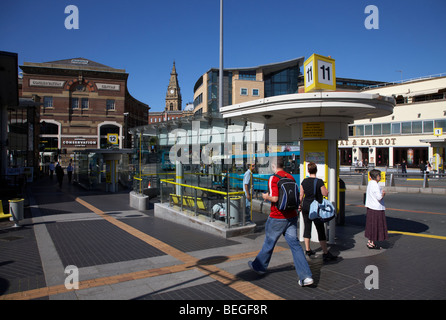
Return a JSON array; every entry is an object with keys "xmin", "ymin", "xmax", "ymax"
[
  {"xmin": 245, "ymin": 198, "xmax": 252, "ymax": 222},
  {"xmin": 251, "ymin": 216, "xmax": 312, "ymax": 280}
]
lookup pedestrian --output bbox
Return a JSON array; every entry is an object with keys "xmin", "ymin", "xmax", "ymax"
[
  {"xmin": 243, "ymin": 163, "xmax": 255, "ymax": 224},
  {"xmin": 55, "ymin": 163, "xmax": 64, "ymax": 189},
  {"xmin": 365, "ymin": 169, "xmax": 388, "ymax": 249},
  {"xmin": 248, "ymin": 157, "xmax": 313, "ymax": 287},
  {"xmin": 401, "ymin": 159, "xmax": 407, "ymax": 177},
  {"xmin": 426, "ymin": 161, "xmax": 432, "ymax": 177},
  {"xmin": 49, "ymin": 162, "xmax": 55, "ymax": 179},
  {"xmin": 67, "ymin": 160, "xmax": 74, "ymax": 183},
  {"xmin": 299, "ymin": 162, "xmax": 337, "ymax": 262},
  {"xmin": 419, "ymin": 160, "xmax": 425, "ymax": 176}
]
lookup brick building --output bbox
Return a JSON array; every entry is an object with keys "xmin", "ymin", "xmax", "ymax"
[{"xmin": 19, "ymin": 57, "xmax": 149, "ymax": 165}]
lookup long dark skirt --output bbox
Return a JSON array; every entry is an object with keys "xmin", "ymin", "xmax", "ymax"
[{"xmin": 365, "ymin": 208, "xmax": 388, "ymax": 242}]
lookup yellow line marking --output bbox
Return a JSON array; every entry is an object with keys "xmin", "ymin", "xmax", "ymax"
[
  {"xmin": 1, "ymin": 197, "xmax": 286, "ymax": 300},
  {"xmin": 388, "ymin": 231, "xmax": 446, "ymax": 240},
  {"xmin": 346, "ymin": 204, "xmax": 446, "ymax": 216}
]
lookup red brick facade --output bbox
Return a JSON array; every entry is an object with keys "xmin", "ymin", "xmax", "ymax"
[{"xmin": 20, "ymin": 58, "xmax": 148, "ymax": 164}]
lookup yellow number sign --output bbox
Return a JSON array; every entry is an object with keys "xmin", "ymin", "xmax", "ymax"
[{"xmin": 304, "ymin": 54, "xmax": 336, "ymax": 92}]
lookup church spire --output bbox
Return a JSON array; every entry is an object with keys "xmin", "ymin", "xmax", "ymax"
[
  {"xmin": 166, "ymin": 61, "xmax": 182, "ymax": 111},
  {"xmin": 171, "ymin": 61, "xmax": 177, "ymax": 75}
]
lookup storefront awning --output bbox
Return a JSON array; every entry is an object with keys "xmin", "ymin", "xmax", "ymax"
[{"xmin": 419, "ymin": 138, "xmax": 446, "ymax": 144}]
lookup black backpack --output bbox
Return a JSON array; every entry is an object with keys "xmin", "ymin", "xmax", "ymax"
[{"xmin": 273, "ymin": 173, "xmax": 299, "ymax": 211}]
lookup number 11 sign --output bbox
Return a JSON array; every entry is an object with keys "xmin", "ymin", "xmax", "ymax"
[{"xmin": 304, "ymin": 54, "xmax": 336, "ymax": 92}]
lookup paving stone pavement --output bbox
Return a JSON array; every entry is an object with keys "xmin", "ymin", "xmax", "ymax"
[{"xmin": 1, "ymin": 176, "xmax": 445, "ymax": 310}]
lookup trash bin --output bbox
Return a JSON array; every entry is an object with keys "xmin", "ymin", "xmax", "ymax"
[
  {"xmin": 224, "ymin": 196, "xmax": 241, "ymax": 225},
  {"xmin": 337, "ymin": 179, "xmax": 346, "ymax": 226},
  {"xmin": 9, "ymin": 198, "xmax": 24, "ymax": 226}
]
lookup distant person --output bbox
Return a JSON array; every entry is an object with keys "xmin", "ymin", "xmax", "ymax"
[
  {"xmin": 67, "ymin": 160, "xmax": 74, "ymax": 183},
  {"xmin": 299, "ymin": 162, "xmax": 337, "ymax": 262},
  {"xmin": 49, "ymin": 162, "xmax": 55, "ymax": 179},
  {"xmin": 248, "ymin": 157, "xmax": 313, "ymax": 287},
  {"xmin": 426, "ymin": 161, "xmax": 432, "ymax": 177},
  {"xmin": 243, "ymin": 163, "xmax": 255, "ymax": 224},
  {"xmin": 365, "ymin": 169, "xmax": 388, "ymax": 249},
  {"xmin": 401, "ymin": 159, "xmax": 407, "ymax": 177},
  {"xmin": 419, "ymin": 160, "xmax": 425, "ymax": 176},
  {"xmin": 55, "ymin": 163, "xmax": 64, "ymax": 189}
]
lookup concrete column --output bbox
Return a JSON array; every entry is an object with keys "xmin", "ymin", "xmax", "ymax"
[{"xmin": 327, "ymin": 140, "xmax": 337, "ymax": 244}]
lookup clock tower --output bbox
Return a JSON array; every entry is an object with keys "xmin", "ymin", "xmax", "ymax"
[{"xmin": 165, "ymin": 61, "xmax": 182, "ymax": 111}]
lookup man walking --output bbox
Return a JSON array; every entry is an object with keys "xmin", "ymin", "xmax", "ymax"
[
  {"xmin": 243, "ymin": 163, "xmax": 255, "ymax": 224},
  {"xmin": 248, "ymin": 157, "xmax": 313, "ymax": 286}
]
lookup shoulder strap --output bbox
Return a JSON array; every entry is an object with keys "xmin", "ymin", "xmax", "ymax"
[
  {"xmin": 273, "ymin": 173, "xmax": 282, "ymax": 180},
  {"xmin": 313, "ymin": 178, "xmax": 317, "ymax": 195}
]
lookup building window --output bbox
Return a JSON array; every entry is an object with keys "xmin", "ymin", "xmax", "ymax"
[
  {"xmin": 391, "ymin": 123, "xmax": 401, "ymax": 134},
  {"xmin": 423, "ymin": 120, "xmax": 433, "ymax": 133},
  {"xmin": 71, "ymin": 98, "xmax": 79, "ymax": 109},
  {"xmin": 239, "ymin": 71, "xmax": 256, "ymax": 81},
  {"xmin": 240, "ymin": 88, "xmax": 248, "ymax": 96},
  {"xmin": 365, "ymin": 125, "xmax": 373, "ymax": 136},
  {"xmin": 412, "ymin": 121, "xmax": 422, "ymax": 134},
  {"xmin": 401, "ymin": 122, "xmax": 412, "ymax": 134},
  {"xmin": 43, "ymin": 96, "xmax": 53, "ymax": 108},
  {"xmin": 252, "ymin": 89, "xmax": 259, "ymax": 96},
  {"xmin": 81, "ymin": 98, "xmax": 89, "ymax": 109},
  {"xmin": 194, "ymin": 93, "xmax": 203, "ymax": 107},
  {"xmin": 106, "ymin": 99, "xmax": 115, "ymax": 110},
  {"xmin": 435, "ymin": 119, "xmax": 446, "ymax": 130},
  {"xmin": 382, "ymin": 123, "xmax": 391, "ymax": 135},
  {"xmin": 373, "ymin": 124, "xmax": 381, "ymax": 135},
  {"xmin": 264, "ymin": 66, "xmax": 299, "ymax": 97}
]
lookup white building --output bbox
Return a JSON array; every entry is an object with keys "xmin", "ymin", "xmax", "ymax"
[{"xmin": 339, "ymin": 74, "xmax": 446, "ymax": 172}]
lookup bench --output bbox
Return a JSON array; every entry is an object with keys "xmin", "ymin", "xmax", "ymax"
[
  {"xmin": 170, "ymin": 194, "xmax": 208, "ymax": 212},
  {"xmin": 0, "ymin": 200, "xmax": 12, "ymax": 219}
]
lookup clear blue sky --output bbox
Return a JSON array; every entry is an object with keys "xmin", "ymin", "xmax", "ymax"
[{"xmin": 2, "ymin": 0, "xmax": 446, "ymax": 112}]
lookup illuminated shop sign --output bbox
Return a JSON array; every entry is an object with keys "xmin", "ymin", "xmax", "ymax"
[{"xmin": 63, "ymin": 138, "xmax": 97, "ymax": 147}]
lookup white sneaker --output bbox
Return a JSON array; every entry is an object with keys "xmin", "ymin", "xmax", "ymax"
[
  {"xmin": 298, "ymin": 277, "xmax": 314, "ymax": 287},
  {"xmin": 248, "ymin": 261, "xmax": 266, "ymax": 275}
]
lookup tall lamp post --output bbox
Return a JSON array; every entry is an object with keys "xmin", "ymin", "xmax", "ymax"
[{"xmin": 219, "ymin": 0, "xmax": 223, "ymax": 110}]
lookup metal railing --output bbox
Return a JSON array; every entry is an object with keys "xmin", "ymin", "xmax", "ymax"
[
  {"xmin": 340, "ymin": 171, "xmax": 446, "ymax": 189},
  {"xmin": 159, "ymin": 178, "xmax": 246, "ymax": 229}
]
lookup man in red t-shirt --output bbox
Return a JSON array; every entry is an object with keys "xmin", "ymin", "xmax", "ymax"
[{"xmin": 248, "ymin": 157, "xmax": 313, "ymax": 286}]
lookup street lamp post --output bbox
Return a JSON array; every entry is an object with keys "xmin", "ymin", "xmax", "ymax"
[{"xmin": 219, "ymin": 0, "xmax": 223, "ymax": 110}]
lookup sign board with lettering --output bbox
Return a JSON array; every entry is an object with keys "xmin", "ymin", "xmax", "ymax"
[
  {"xmin": 304, "ymin": 54, "xmax": 336, "ymax": 92},
  {"xmin": 302, "ymin": 122, "xmax": 325, "ymax": 138},
  {"xmin": 96, "ymin": 83, "xmax": 120, "ymax": 91},
  {"xmin": 62, "ymin": 138, "xmax": 97, "ymax": 147},
  {"xmin": 434, "ymin": 128, "xmax": 443, "ymax": 136},
  {"xmin": 30, "ymin": 79, "xmax": 65, "ymax": 88}
]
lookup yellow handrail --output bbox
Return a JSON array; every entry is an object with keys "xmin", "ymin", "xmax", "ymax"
[{"xmin": 160, "ymin": 178, "xmax": 244, "ymax": 196}]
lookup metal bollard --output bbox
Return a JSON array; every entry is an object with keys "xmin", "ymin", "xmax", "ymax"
[
  {"xmin": 389, "ymin": 173, "xmax": 395, "ymax": 187},
  {"xmin": 423, "ymin": 172, "xmax": 429, "ymax": 188},
  {"xmin": 362, "ymin": 173, "xmax": 368, "ymax": 186}
]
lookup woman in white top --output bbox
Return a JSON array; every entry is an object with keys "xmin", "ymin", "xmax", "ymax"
[{"xmin": 365, "ymin": 169, "xmax": 388, "ymax": 249}]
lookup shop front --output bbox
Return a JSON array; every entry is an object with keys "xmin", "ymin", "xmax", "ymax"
[{"xmin": 339, "ymin": 136, "xmax": 429, "ymax": 169}]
